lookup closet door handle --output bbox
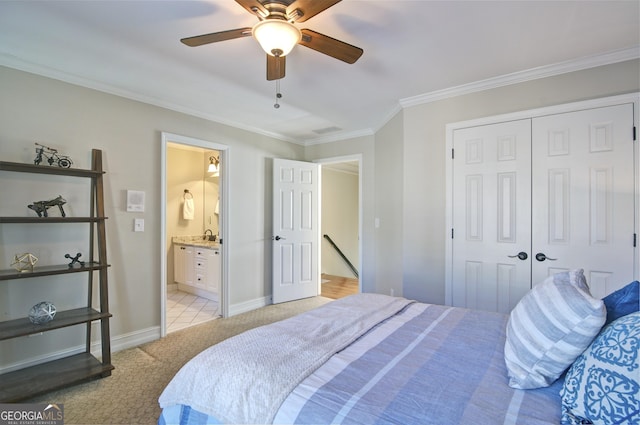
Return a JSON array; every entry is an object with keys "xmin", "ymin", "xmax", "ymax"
[
  {"xmin": 273, "ymin": 235, "xmax": 286, "ymax": 241},
  {"xmin": 508, "ymin": 252, "xmax": 528, "ymax": 261},
  {"xmin": 535, "ymin": 253, "xmax": 557, "ymax": 262}
]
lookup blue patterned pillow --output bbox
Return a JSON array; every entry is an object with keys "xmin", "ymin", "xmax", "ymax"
[
  {"xmin": 561, "ymin": 311, "xmax": 640, "ymax": 424},
  {"xmin": 603, "ymin": 281, "xmax": 639, "ymax": 326}
]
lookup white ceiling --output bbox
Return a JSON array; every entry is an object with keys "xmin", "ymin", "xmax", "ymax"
[{"xmin": 0, "ymin": 1, "xmax": 638, "ymax": 145}]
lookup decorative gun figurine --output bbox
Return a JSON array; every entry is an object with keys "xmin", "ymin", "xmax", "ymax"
[
  {"xmin": 28, "ymin": 195, "xmax": 67, "ymax": 217},
  {"xmin": 33, "ymin": 143, "xmax": 73, "ymax": 168}
]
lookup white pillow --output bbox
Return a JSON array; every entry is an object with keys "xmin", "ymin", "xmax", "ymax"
[{"xmin": 504, "ymin": 269, "xmax": 606, "ymax": 389}]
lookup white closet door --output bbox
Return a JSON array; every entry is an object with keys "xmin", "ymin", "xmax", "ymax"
[
  {"xmin": 531, "ymin": 103, "xmax": 636, "ymax": 297},
  {"xmin": 452, "ymin": 119, "xmax": 532, "ymax": 313}
]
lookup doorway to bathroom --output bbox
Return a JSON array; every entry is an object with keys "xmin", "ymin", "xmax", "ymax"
[{"xmin": 160, "ymin": 133, "xmax": 228, "ymax": 337}]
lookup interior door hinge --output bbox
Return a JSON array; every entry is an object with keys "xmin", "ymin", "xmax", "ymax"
[
  {"xmin": 634, "ymin": 233, "xmax": 637, "ymax": 248},
  {"xmin": 633, "ymin": 126, "xmax": 637, "ymax": 141},
  {"xmin": 451, "ymin": 148, "xmax": 454, "ymax": 159},
  {"xmin": 451, "ymin": 228, "xmax": 454, "ymax": 239}
]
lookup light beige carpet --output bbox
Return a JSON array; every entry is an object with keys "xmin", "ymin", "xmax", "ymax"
[{"xmin": 26, "ymin": 296, "xmax": 332, "ymax": 425}]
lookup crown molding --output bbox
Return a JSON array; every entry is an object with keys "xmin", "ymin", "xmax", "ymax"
[
  {"xmin": 399, "ymin": 46, "xmax": 640, "ymax": 108},
  {"xmin": 303, "ymin": 127, "xmax": 375, "ymax": 146},
  {"xmin": 0, "ymin": 53, "xmax": 298, "ymax": 145},
  {"xmin": 2, "ymin": 46, "xmax": 637, "ymax": 147}
]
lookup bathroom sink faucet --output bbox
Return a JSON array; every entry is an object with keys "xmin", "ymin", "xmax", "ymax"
[{"xmin": 203, "ymin": 229, "xmax": 216, "ymax": 241}]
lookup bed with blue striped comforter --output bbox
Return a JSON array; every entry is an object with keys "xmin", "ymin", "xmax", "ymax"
[{"xmin": 158, "ymin": 295, "xmax": 561, "ymax": 424}]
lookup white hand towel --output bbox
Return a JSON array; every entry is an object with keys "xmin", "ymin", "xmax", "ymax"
[
  {"xmin": 183, "ymin": 198, "xmax": 195, "ymax": 220},
  {"xmin": 215, "ymin": 199, "xmax": 219, "ymax": 215}
]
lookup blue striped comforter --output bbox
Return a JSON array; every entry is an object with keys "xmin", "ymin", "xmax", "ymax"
[{"xmin": 159, "ymin": 300, "xmax": 561, "ymax": 424}]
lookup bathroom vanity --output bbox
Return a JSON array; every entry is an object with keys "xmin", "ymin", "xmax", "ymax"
[{"xmin": 173, "ymin": 237, "xmax": 220, "ymax": 301}]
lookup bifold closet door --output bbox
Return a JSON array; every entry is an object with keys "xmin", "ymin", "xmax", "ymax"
[
  {"xmin": 531, "ymin": 103, "xmax": 636, "ymax": 298},
  {"xmin": 452, "ymin": 119, "xmax": 532, "ymax": 313}
]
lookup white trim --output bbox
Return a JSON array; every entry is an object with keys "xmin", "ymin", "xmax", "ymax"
[
  {"xmin": 0, "ymin": 54, "xmax": 298, "ymax": 145},
  {"xmin": 0, "ymin": 326, "xmax": 160, "ymax": 374},
  {"xmin": 0, "ymin": 346, "xmax": 84, "ymax": 375},
  {"xmin": 401, "ymin": 46, "xmax": 639, "ymax": 108},
  {"xmin": 303, "ymin": 128, "xmax": 376, "ymax": 146},
  {"xmin": 4, "ymin": 46, "xmax": 635, "ymax": 147},
  {"xmin": 228, "ymin": 296, "xmax": 271, "ymax": 317},
  {"xmin": 444, "ymin": 92, "xmax": 640, "ymax": 306},
  {"xmin": 103, "ymin": 326, "xmax": 161, "ymax": 354},
  {"xmin": 160, "ymin": 132, "xmax": 231, "ymax": 339}
]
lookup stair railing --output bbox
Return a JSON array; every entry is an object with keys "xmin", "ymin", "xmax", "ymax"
[{"xmin": 323, "ymin": 234, "xmax": 359, "ymax": 278}]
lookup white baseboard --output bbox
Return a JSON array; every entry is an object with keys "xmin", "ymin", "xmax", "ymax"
[
  {"xmin": 102, "ymin": 326, "xmax": 161, "ymax": 353},
  {"xmin": 177, "ymin": 283, "xmax": 219, "ymax": 302},
  {"xmin": 0, "ymin": 326, "xmax": 162, "ymax": 374},
  {"xmin": 228, "ymin": 296, "xmax": 271, "ymax": 316},
  {"xmin": 1, "ymin": 298, "xmax": 277, "ymax": 374},
  {"xmin": 0, "ymin": 345, "xmax": 85, "ymax": 374}
]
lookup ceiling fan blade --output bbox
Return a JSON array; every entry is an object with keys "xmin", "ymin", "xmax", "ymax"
[
  {"xmin": 267, "ymin": 54, "xmax": 286, "ymax": 81},
  {"xmin": 287, "ymin": 0, "xmax": 341, "ymax": 22},
  {"xmin": 235, "ymin": 0, "xmax": 269, "ymax": 18},
  {"xmin": 299, "ymin": 29, "xmax": 363, "ymax": 64},
  {"xmin": 181, "ymin": 28, "xmax": 252, "ymax": 47}
]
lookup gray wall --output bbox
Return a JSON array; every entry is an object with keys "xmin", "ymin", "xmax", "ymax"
[
  {"xmin": 399, "ymin": 59, "xmax": 639, "ymax": 304},
  {"xmin": 307, "ymin": 59, "xmax": 639, "ymax": 304},
  {"xmin": 0, "ymin": 66, "xmax": 303, "ymax": 369},
  {"xmin": 0, "ymin": 58, "xmax": 638, "ymax": 370}
]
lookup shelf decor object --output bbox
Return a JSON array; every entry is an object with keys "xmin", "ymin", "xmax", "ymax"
[
  {"xmin": 27, "ymin": 195, "xmax": 67, "ymax": 217},
  {"xmin": 33, "ymin": 142, "xmax": 73, "ymax": 168},
  {"xmin": 11, "ymin": 252, "xmax": 38, "ymax": 272},
  {"xmin": 28, "ymin": 301, "xmax": 57, "ymax": 325},
  {"xmin": 0, "ymin": 149, "xmax": 113, "ymax": 402},
  {"xmin": 65, "ymin": 252, "xmax": 85, "ymax": 267}
]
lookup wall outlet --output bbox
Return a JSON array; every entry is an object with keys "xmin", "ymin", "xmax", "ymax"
[{"xmin": 390, "ymin": 288, "xmax": 395, "ymax": 297}]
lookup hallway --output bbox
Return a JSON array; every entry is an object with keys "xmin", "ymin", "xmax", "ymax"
[{"xmin": 320, "ymin": 274, "xmax": 358, "ymax": 299}]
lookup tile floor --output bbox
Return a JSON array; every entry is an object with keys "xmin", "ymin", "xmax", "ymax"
[{"xmin": 166, "ymin": 290, "xmax": 220, "ymax": 333}]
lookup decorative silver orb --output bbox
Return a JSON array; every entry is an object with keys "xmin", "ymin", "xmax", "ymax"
[{"xmin": 29, "ymin": 301, "xmax": 56, "ymax": 324}]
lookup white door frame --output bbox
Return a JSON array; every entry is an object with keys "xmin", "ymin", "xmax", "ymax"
[
  {"xmin": 160, "ymin": 132, "xmax": 230, "ymax": 337},
  {"xmin": 445, "ymin": 93, "xmax": 639, "ymax": 305},
  {"xmin": 314, "ymin": 154, "xmax": 363, "ymax": 294}
]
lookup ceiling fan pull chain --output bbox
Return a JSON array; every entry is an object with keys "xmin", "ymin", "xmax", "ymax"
[{"xmin": 274, "ymin": 74, "xmax": 282, "ymax": 109}]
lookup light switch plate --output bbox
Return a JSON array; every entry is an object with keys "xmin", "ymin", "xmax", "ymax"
[{"xmin": 134, "ymin": 218, "xmax": 144, "ymax": 232}]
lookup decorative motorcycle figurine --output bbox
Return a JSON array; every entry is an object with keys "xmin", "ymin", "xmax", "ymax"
[{"xmin": 34, "ymin": 143, "xmax": 73, "ymax": 168}]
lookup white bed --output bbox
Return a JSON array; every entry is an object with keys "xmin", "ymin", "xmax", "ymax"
[{"xmin": 157, "ymin": 271, "xmax": 639, "ymax": 424}]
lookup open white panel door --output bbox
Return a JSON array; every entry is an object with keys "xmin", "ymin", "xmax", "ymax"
[{"xmin": 272, "ymin": 158, "xmax": 321, "ymax": 304}]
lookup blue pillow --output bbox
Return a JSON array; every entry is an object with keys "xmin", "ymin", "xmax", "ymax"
[
  {"xmin": 603, "ymin": 281, "xmax": 639, "ymax": 326},
  {"xmin": 561, "ymin": 311, "xmax": 639, "ymax": 424}
]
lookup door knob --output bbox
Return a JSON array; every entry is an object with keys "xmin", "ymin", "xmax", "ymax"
[
  {"xmin": 508, "ymin": 251, "xmax": 528, "ymax": 261},
  {"xmin": 273, "ymin": 235, "xmax": 286, "ymax": 241},
  {"xmin": 535, "ymin": 253, "xmax": 557, "ymax": 262}
]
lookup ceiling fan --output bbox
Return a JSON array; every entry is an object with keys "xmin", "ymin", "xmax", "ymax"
[{"xmin": 181, "ymin": 0, "xmax": 364, "ymax": 81}]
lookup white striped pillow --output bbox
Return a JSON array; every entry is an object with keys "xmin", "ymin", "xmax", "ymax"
[{"xmin": 504, "ymin": 269, "xmax": 606, "ymax": 389}]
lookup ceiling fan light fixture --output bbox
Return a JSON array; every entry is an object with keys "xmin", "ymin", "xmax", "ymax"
[{"xmin": 252, "ymin": 19, "xmax": 301, "ymax": 57}]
